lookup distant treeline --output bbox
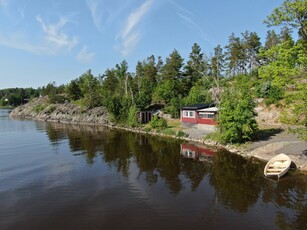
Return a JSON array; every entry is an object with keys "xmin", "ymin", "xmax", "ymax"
[{"xmin": 0, "ymin": 84, "xmax": 66, "ymax": 107}]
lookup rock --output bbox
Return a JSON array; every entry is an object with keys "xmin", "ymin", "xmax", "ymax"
[{"xmin": 10, "ymin": 97, "xmax": 112, "ymax": 126}]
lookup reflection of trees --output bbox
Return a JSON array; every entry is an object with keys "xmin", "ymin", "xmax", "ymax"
[
  {"xmin": 209, "ymin": 149, "xmax": 263, "ymax": 213},
  {"xmin": 44, "ymin": 122, "xmax": 108, "ymax": 164},
  {"xmin": 45, "ymin": 123, "xmax": 67, "ymax": 144},
  {"xmin": 42, "ymin": 122, "xmax": 307, "ymax": 227},
  {"xmin": 181, "ymin": 160, "xmax": 210, "ymax": 191},
  {"xmin": 43, "ymin": 122, "xmax": 217, "ymax": 194},
  {"xmin": 262, "ymin": 174, "xmax": 307, "ymax": 229}
]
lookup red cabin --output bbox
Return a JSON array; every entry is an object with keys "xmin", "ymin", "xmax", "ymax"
[{"xmin": 180, "ymin": 103, "xmax": 218, "ymax": 126}]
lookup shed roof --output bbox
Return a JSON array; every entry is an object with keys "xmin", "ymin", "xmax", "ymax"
[{"xmin": 181, "ymin": 103, "xmax": 215, "ymax": 110}]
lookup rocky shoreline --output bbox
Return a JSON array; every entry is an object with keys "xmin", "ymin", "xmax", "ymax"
[
  {"xmin": 10, "ymin": 97, "xmax": 112, "ymax": 126},
  {"xmin": 10, "ymin": 97, "xmax": 307, "ymax": 172}
]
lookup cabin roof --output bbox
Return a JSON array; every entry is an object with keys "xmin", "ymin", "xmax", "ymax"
[{"xmin": 181, "ymin": 103, "xmax": 215, "ymax": 110}]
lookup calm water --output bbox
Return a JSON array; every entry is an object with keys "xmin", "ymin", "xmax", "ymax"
[{"xmin": 0, "ymin": 109, "xmax": 306, "ymax": 230}]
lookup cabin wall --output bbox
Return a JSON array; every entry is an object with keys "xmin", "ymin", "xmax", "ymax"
[{"xmin": 197, "ymin": 117, "xmax": 217, "ymax": 125}]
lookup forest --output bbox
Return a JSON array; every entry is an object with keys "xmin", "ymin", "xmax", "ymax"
[{"xmin": 1, "ymin": 0, "xmax": 306, "ymax": 143}]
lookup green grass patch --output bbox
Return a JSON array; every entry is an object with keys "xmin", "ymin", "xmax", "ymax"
[{"xmin": 161, "ymin": 128, "xmax": 176, "ymax": 136}]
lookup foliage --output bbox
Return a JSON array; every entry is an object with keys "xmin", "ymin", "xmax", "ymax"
[
  {"xmin": 78, "ymin": 70, "xmax": 102, "ymax": 108},
  {"xmin": 49, "ymin": 94, "xmax": 67, "ymax": 104},
  {"xmin": 34, "ymin": 104, "xmax": 45, "ymax": 113},
  {"xmin": 66, "ymin": 79, "xmax": 82, "ymax": 101},
  {"xmin": 0, "ymin": 87, "xmax": 40, "ymax": 107},
  {"xmin": 255, "ymin": 81, "xmax": 284, "ymax": 105},
  {"xmin": 163, "ymin": 97, "xmax": 183, "ymax": 119},
  {"xmin": 281, "ymin": 82, "xmax": 307, "ymax": 140},
  {"xmin": 183, "ymin": 81, "xmax": 212, "ymax": 105},
  {"xmin": 149, "ymin": 115, "xmax": 167, "ymax": 129},
  {"xmin": 176, "ymin": 130, "xmax": 189, "ymax": 138},
  {"xmin": 264, "ymin": 0, "xmax": 307, "ymax": 41},
  {"xmin": 161, "ymin": 128, "xmax": 176, "ymax": 136},
  {"xmin": 218, "ymin": 76, "xmax": 258, "ymax": 143},
  {"xmin": 127, "ymin": 106, "xmax": 140, "ymax": 127}
]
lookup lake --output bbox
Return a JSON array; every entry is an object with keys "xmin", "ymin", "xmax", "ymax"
[{"xmin": 0, "ymin": 109, "xmax": 306, "ymax": 229}]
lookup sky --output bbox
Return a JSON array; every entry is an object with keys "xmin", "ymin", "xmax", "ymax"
[{"xmin": 0, "ymin": 0, "xmax": 283, "ymax": 89}]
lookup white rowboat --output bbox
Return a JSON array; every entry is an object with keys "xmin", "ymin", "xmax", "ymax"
[{"xmin": 264, "ymin": 153, "xmax": 291, "ymax": 179}]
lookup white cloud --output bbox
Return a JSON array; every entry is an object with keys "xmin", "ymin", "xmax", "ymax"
[
  {"xmin": 170, "ymin": 0, "xmax": 217, "ymax": 46},
  {"xmin": 118, "ymin": 0, "xmax": 153, "ymax": 56},
  {"xmin": 36, "ymin": 15, "xmax": 78, "ymax": 51},
  {"xmin": 86, "ymin": 0, "xmax": 103, "ymax": 31},
  {"xmin": 76, "ymin": 46, "xmax": 95, "ymax": 63},
  {"xmin": 0, "ymin": 33, "xmax": 51, "ymax": 55},
  {"xmin": 86, "ymin": 0, "xmax": 131, "ymax": 32},
  {"xmin": 0, "ymin": 15, "xmax": 79, "ymax": 55}
]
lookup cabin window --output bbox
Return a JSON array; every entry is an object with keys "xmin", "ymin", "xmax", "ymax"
[
  {"xmin": 198, "ymin": 112, "xmax": 215, "ymax": 119},
  {"xmin": 183, "ymin": 110, "xmax": 195, "ymax": 118}
]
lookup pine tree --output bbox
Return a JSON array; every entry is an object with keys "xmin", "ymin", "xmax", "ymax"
[{"xmin": 182, "ymin": 43, "xmax": 206, "ymax": 96}]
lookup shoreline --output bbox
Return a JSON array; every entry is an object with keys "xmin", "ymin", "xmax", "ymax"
[
  {"xmin": 8, "ymin": 101, "xmax": 307, "ymax": 172},
  {"xmin": 12, "ymin": 114, "xmax": 307, "ymax": 173}
]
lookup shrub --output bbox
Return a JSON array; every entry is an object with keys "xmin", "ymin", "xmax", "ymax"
[
  {"xmin": 49, "ymin": 94, "xmax": 67, "ymax": 104},
  {"xmin": 45, "ymin": 105, "xmax": 56, "ymax": 114},
  {"xmin": 34, "ymin": 104, "xmax": 45, "ymax": 113},
  {"xmin": 144, "ymin": 127, "xmax": 152, "ymax": 133},
  {"xmin": 255, "ymin": 81, "xmax": 284, "ymax": 105},
  {"xmin": 127, "ymin": 106, "xmax": 140, "ymax": 127},
  {"xmin": 149, "ymin": 115, "xmax": 167, "ymax": 129},
  {"xmin": 176, "ymin": 130, "xmax": 188, "ymax": 138}
]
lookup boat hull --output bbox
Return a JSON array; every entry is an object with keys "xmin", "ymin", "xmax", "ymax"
[{"xmin": 264, "ymin": 153, "xmax": 291, "ymax": 179}]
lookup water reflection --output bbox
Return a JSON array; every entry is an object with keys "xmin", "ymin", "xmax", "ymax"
[
  {"xmin": 43, "ymin": 122, "xmax": 213, "ymax": 194},
  {"xmin": 41, "ymin": 122, "xmax": 307, "ymax": 228}
]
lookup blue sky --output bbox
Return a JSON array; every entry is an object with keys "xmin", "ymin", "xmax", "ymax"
[{"xmin": 0, "ymin": 0, "xmax": 283, "ymax": 89}]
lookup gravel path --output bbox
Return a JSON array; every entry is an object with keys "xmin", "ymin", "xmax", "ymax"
[{"xmin": 247, "ymin": 128, "xmax": 307, "ymax": 171}]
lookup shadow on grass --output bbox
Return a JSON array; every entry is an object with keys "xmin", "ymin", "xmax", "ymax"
[{"xmin": 255, "ymin": 128, "xmax": 284, "ymax": 141}]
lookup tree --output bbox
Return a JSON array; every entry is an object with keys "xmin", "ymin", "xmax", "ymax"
[
  {"xmin": 225, "ymin": 33, "xmax": 242, "ymax": 76},
  {"xmin": 258, "ymin": 39, "xmax": 298, "ymax": 87},
  {"xmin": 218, "ymin": 76, "xmax": 258, "ymax": 143},
  {"xmin": 66, "ymin": 79, "xmax": 82, "ymax": 101},
  {"xmin": 161, "ymin": 49, "xmax": 184, "ymax": 81},
  {"xmin": 264, "ymin": 30, "xmax": 280, "ymax": 50},
  {"xmin": 210, "ymin": 45, "xmax": 224, "ymax": 77},
  {"xmin": 242, "ymin": 31, "xmax": 262, "ymax": 72},
  {"xmin": 183, "ymin": 81, "xmax": 211, "ymax": 105},
  {"xmin": 79, "ymin": 70, "xmax": 102, "ymax": 108},
  {"xmin": 133, "ymin": 55, "xmax": 158, "ymax": 109},
  {"xmin": 182, "ymin": 43, "xmax": 206, "ymax": 96},
  {"xmin": 153, "ymin": 49, "xmax": 184, "ymax": 103},
  {"xmin": 264, "ymin": 0, "xmax": 307, "ymax": 41},
  {"xmin": 115, "ymin": 60, "xmax": 129, "ymax": 96}
]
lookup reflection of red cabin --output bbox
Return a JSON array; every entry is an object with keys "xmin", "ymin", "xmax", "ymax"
[
  {"xmin": 180, "ymin": 103, "xmax": 218, "ymax": 126},
  {"xmin": 181, "ymin": 143, "xmax": 215, "ymax": 161}
]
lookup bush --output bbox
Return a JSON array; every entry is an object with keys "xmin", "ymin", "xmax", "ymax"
[
  {"xmin": 255, "ymin": 81, "xmax": 284, "ymax": 105},
  {"xmin": 45, "ymin": 105, "xmax": 56, "ymax": 114},
  {"xmin": 144, "ymin": 127, "xmax": 152, "ymax": 133},
  {"xmin": 127, "ymin": 106, "xmax": 140, "ymax": 127},
  {"xmin": 176, "ymin": 130, "xmax": 188, "ymax": 138},
  {"xmin": 49, "ymin": 94, "xmax": 67, "ymax": 104},
  {"xmin": 34, "ymin": 104, "xmax": 45, "ymax": 113},
  {"xmin": 149, "ymin": 115, "xmax": 167, "ymax": 129}
]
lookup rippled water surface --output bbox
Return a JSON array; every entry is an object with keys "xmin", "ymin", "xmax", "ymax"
[{"xmin": 0, "ymin": 109, "xmax": 306, "ymax": 230}]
